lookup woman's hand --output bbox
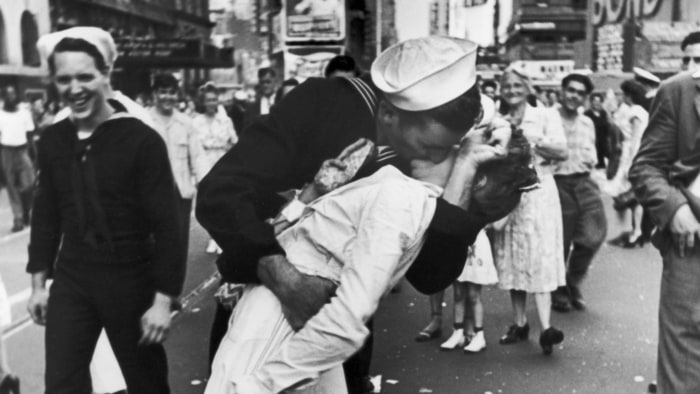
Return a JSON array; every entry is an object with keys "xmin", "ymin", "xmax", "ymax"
[{"xmin": 457, "ymin": 118, "xmax": 511, "ymax": 166}]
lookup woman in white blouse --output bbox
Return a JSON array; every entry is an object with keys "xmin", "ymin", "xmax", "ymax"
[{"xmin": 193, "ymin": 83, "xmax": 239, "ymax": 254}]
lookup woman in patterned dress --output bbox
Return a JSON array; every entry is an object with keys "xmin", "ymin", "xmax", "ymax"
[
  {"xmin": 193, "ymin": 83, "xmax": 239, "ymax": 254},
  {"xmin": 491, "ymin": 68, "xmax": 568, "ymax": 355}
]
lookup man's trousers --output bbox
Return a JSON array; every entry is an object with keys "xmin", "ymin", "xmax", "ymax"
[
  {"xmin": 45, "ymin": 260, "xmax": 169, "ymax": 394},
  {"xmin": 658, "ymin": 247, "xmax": 700, "ymax": 393},
  {"xmin": 554, "ymin": 174, "xmax": 607, "ymax": 286}
]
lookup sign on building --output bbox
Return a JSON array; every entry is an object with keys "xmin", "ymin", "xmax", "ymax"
[
  {"xmin": 509, "ymin": 60, "xmax": 576, "ymax": 85},
  {"xmin": 283, "ymin": 0, "xmax": 346, "ymax": 42},
  {"xmin": 283, "ymin": 45, "xmax": 344, "ymax": 80}
]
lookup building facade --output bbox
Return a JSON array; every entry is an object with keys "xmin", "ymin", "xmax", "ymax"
[
  {"xmin": 593, "ymin": 0, "xmax": 700, "ymax": 76},
  {"xmin": 505, "ymin": 0, "xmax": 588, "ymax": 63},
  {"xmin": 0, "ymin": 0, "xmax": 51, "ymax": 99},
  {"xmin": 49, "ymin": 0, "xmax": 232, "ymax": 97}
]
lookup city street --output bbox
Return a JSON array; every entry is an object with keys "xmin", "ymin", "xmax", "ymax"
[{"xmin": 1, "ymin": 179, "xmax": 661, "ymax": 394}]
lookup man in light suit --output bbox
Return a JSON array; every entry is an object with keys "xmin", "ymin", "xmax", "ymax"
[{"xmin": 629, "ymin": 68, "xmax": 700, "ymax": 393}]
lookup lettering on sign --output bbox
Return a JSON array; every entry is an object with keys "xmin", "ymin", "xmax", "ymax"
[{"xmin": 592, "ymin": 0, "xmax": 662, "ymax": 26}]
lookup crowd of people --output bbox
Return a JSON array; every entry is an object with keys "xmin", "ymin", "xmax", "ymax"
[{"xmin": 0, "ymin": 23, "xmax": 698, "ymax": 394}]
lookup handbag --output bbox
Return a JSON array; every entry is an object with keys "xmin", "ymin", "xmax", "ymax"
[{"xmin": 612, "ymin": 189, "xmax": 638, "ymax": 211}]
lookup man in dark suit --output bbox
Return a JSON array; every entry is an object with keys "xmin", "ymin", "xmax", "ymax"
[
  {"xmin": 244, "ymin": 67, "xmax": 277, "ymax": 129},
  {"xmin": 630, "ymin": 69, "xmax": 700, "ymax": 393}
]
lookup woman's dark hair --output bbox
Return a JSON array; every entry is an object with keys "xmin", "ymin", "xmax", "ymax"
[
  {"xmin": 48, "ymin": 37, "xmax": 108, "ymax": 75},
  {"xmin": 620, "ymin": 79, "xmax": 647, "ymax": 106},
  {"xmin": 395, "ymin": 84, "xmax": 482, "ymax": 132},
  {"xmin": 152, "ymin": 73, "xmax": 179, "ymax": 91}
]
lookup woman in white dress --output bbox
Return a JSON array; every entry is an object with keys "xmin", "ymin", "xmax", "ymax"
[
  {"xmin": 193, "ymin": 82, "xmax": 238, "ymax": 254},
  {"xmin": 491, "ymin": 68, "xmax": 568, "ymax": 355},
  {"xmin": 606, "ymin": 80, "xmax": 650, "ymax": 247}
]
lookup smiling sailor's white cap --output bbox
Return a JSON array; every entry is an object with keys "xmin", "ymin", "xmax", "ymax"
[
  {"xmin": 37, "ymin": 27, "xmax": 118, "ymax": 71},
  {"xmin": 371, "ymin": 36, "xmax": 478, "ymax": 111}
]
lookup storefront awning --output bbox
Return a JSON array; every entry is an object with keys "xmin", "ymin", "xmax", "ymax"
[{"xmin": 114, "ymin": 39, "xmax": 234, "ymax": 69}]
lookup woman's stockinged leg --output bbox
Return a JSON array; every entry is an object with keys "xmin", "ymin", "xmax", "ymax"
[
  {"xmin": 510, "ymin": 289, "xmax": 527, "ymax": 326},
  {"xmin": 416, "ymin": 291, "xmax": 444, "ymax": 341},
  {"xmin": 534, "ymin": 292, "xmax": 552, "ymax": 330}
]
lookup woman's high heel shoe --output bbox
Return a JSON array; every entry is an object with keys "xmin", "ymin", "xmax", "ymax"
[
  {"xmin": 622, "ymin": 234, "xmax": 645, "ymax": 248},
  {"xmin": 499, "ymin": 323, "xmax": 529, "ymax": 345},
  {"xmin": 0, "ymin": 374, "xmax": 20, "ymax": 394}
]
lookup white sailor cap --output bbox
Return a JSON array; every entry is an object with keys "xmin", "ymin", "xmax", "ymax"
[
  {"xmin": 37, "ymin": 27, "xmax": 118, "ymax": 71},
  {"xmin": 371, "ymin": 36, "xmax": 478, "ymax": 111},
  {"xmin": 633, "ymin": 67, "xmax": 661, "ymax": 86}
]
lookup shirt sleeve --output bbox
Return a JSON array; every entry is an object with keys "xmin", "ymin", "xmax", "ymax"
[
  {"xmin": 236, "ymin": 180, "xmax": 435, "ymax": 393},
  {"xmin": 135, "ymin": 129, "xmax": 185, "ymax": 296},
  {"xmin": 24, "ymin": 110, "xmax": 35, "ymax": 132},
  {"xmin": 187, "ymin": 120, "xmax": 210, "ymax": 184},
  {"xmin": 27, "ymin": 132, "xmax": 61, "ymax": 274},
  {"xmin": 195, "ymin": 79, "xmax": 329, "ymax": 284},
  {"xmin": 543, "ymin": 108, "xmax": 566, "ymax": 145},
  {"xmin": 581, "ymin": 117, "xmax": 599, "ymax": 167}
]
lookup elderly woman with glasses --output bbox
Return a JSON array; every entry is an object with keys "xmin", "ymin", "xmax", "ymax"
[{"xmin": 490, "ymin": 68, "xmax": 568, "ymax": 355}]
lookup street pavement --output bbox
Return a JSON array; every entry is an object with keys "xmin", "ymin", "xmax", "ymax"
[{"xmin": 1, "ymin": 180, "xmax": 663, "ymax": 394}]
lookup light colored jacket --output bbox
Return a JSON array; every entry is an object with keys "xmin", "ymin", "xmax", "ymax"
[{"xmin": 150, "ymin": 108, "xmax": 210, "ymax": 199}]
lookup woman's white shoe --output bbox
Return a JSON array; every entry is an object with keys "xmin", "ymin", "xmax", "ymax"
[
  {"xmin": 464, "ymin": 331, "xmax": 486, "ymax": 353},
  {"xmin": 440, "ymin": 329, "xmax": 465, "ymax": 350}
]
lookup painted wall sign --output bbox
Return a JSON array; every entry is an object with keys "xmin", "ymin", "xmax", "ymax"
[{"xmin": 592, "ymin": 0, "xmax": 662, "ymax": 26}]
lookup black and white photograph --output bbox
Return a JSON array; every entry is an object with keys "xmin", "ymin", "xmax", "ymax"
[{"xmin": 0, "ymin": 0, "xmax": 698, "ymax": 393}]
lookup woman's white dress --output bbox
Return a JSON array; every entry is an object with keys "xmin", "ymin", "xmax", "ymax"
[
  {"xmin": 605, "ymin": 104, "xmax": 649, "ymax": 196},
  {"xmin": 456, "ymin": 230, "xmax": 498, "ymax": 285},
  {"xmin": 193, "ymin": 111, "xmax": 238, "ymax": 170},
  {"xmin": 206, "ymin": 167, "xmax": 440, "ymax": 394},
  {"xmin": 492, "ymin": 105, "xmax": 567, "ymax": 293}
]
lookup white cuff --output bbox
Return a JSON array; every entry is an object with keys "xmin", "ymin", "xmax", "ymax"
[{"xmin": 280, "ymin": 198, "xmax": 307, "ymax": 223}]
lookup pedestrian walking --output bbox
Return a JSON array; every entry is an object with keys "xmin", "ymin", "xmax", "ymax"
[
  {"xmin": 584, "ymin": 93, "xmax": 612, "ymax": 169},
  {"xmin": 606, "ymin": 80, "xmax": 649, "ymax": 248},
  {"xmin": 149, "ymin": 73, "xmax": 210, "ymax": 259},
  {"xmin": 246, "ymin": 67, "xmax": 278, "ymax": 124},
  {"xmin": 193, "ymin": 82, "xmax": 238, "ymax": 255},
  {"xmin": 551, "ymin": 73, "xmax": 607, "ymax": 313},
  {"xmin": 491, "ymin": 67, "xmax": 568, "ymax": 355},
  {"xmin": 28, "ymin": 27, "xmax": 184, "ymax": 393},
  {"xmin": 0, "ymin": 85, "xmax": 35, "ymax": 232},
  {"xmin": 628, "ymin": 30, "xmax": 700, "ymax": 394}
]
